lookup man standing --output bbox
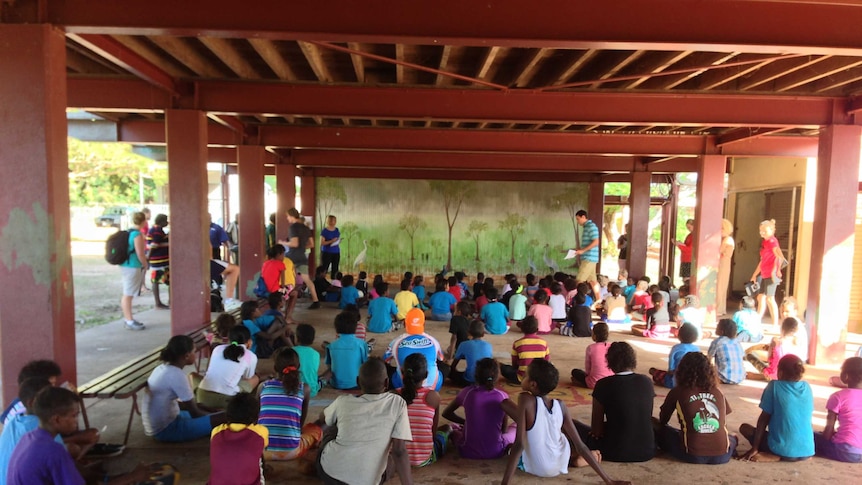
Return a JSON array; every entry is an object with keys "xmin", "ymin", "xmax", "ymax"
[
  {"xmin": 573, "ymin": 210, "xmax": 602, "ymax": 299},
  {"xmin": 226, "ymin": 213, "xmax": 239, "ymax": 265},
  {"xmin": 209, "ymin": 214, "xmax": 230, "ymax": 260}
]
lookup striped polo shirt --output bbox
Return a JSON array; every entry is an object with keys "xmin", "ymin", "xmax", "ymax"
[
  {"xmin": 259, "ymin": 379, "xmax": 304, "ymax": 452},
  {"xmin": 580, "ymin": 219, "xmax": 600, "ymax": 263},
  {"xmin": 403, "ymin": 387, "xmax": 436, "ymax": 466},
  {"xmin": 511, "ymin": 334, "xmax": 551, "ymax": 381}
]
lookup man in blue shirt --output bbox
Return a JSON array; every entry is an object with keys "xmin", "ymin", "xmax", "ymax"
[
  {"xmin": 209, "ymin": 214, "xmax": 230, "ymax": 260},
  {"xmin": 573, "ymin": 210, "xmax": 601, "ymax": 299}
]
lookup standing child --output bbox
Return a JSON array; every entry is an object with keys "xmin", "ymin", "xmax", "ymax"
[
  {"xmin": 428, "ymin": 280, "xmax": 457, "ymax": 321},
  {"xmin": 649, "ymin": 323, "xmax": 699, "ymax": 388},
  {"xmin": 367, "ymin": 281, "xmax": 399, "ymax": 333},
  {"xmin": 501, "ymin": 360, "xmax": 629, "ymax": 485},
  {"xmin": 815, "ymin": 357, "xmax": 862, "ymax": 462},
  {"xmin": 338, "ymin": 274, "xmax": 359, "ymax": 309},
  {"xmin": 707, "ymin": 319, "xmax": 746, "ymax": 385},
  {"xmin": 481, "ymin": 287, "xmax": 510, "ymax": 335},
  {"xmin": 527, "ymin": 289, "xmax": 553, "ymax": 334},
  {"xmin": 733, "ymin": 296, "xmax": 763, "ymax": 343},
  {"xmin": 739, "ymin": 355, "xmax": 814, "ymax": 462},
  {"xmin": 446, "ymin": 301, "xmax": 472, "ymax": 361},
  {"xmin": 394, "ymin": 279, "xmax": 420, "ymax": 320},
  {"xmin": 412, "ymin": 275, "xmax": 428, "ymax": 310},
  {"xmin": 500, "ymin": 316, "xmax": 550, "ymax": 384},
  {"xmin": 196, "ymin": 326, "xmax": 260, "ymax": 409},
  {"xmin": 324, "ymin": 312, "xmax": 368, "ymax": 390},
  {"xmin": 631, "ymin": 292, "xmax": 670, "ymax": 338},
  {"xmin": 656, "ymin": 352, "xmax": 737, "ymax": 464},
  {"xmin": 570, "ymin": 323, "xmax": 614, "ymax": 388},
  {"xmin": 746, "ymin": 317, "xmax": 807, "ymax": 380},
  {"xmin": 293, "ymin": 324, "xmax": 323, "ymax": 397},
  {"xmin": 259, "ymin": 348, "xmax": 323, "ymax": 461},
  {"xmin": 209, "ymin": 392, "xmax": 268, "ymax": 485},
  {"xmin": 443, "ymin": 359, "xmax": 517, "ymax": 459},
  {"xmin": 398, "ymin": 354, "xmax": 444, "ymax": 466},
  {"xmin": 450, "ymin": 320, "xmax": 494, "ymax": 386}
]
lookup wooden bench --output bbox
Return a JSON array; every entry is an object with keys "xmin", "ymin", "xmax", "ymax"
[{"xmin": 77, "ymin": 307, "xmax": 242, "ymax": 444}]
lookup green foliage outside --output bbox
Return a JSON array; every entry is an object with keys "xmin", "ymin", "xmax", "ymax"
[{"xmin": 68, "ymin": 138, "xmax": 167, "ymax": 205}]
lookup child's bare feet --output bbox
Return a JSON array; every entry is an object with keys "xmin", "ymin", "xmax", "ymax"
[
  {"xmin": 748, "ymin": 451, "xmax": 780, "ymax": 462},
  {"xmin": 574, "ymin": 450, "xmax": 602, "ymax": 467}
]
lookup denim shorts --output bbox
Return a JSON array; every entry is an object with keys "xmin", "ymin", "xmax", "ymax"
[{"xmin": 153, "ymin": 411, "xmax": 213, "ymax": 442}]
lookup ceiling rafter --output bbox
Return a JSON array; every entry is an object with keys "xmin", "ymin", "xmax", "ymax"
[
  {"xmin": 512, "ymin": 48, "xmax": 551, "ymax": 88},
  {"xmin": 476, "ymin": 46, "xmax": 501, "ymax": 80},
  {"xmin": 589, "ymin": 50, "xmax": 645, "ymax": 89},
  {"xmin": 737, "ymin": 55, "xmax": 830, "ymax": 91},
  {"xmin": 298, "ymin": 41, "xmax": 334, "ymax": 82},
  {"xmin": 199, "ymin": 37, "xmax": 261, "ymax": 79},
  {"xmin": 346, "ymin": 42, "xmax": 365, "ymax": 82},
  {"xmin": 248, "ymin": 38, "xmax": 297, "ymax": 81},
  {"xmin": 395, "ymin": 44, "xmax": 405, "ymax": 84},
  {"xmin": 696, "ymin": 54, "xmax": 780, "ymax": 91},
  {"xmin": 814, "ymin": 66, "xmax": 862, "ymax": 93},
  {"xmin": 435, "ymin": 45, "xmax": 453, "ymax": 86},
  {"xmin": 623, "ymin": 51, "xmax": 692, "ymax": 89},
  {"xmin": 775, "ymin": 57, "xmax": 862, "ymax": 92},
  {"xmin": 149, "ymin": 36, "xmax": 225, "ymax": 78},
  {"xmin": 547, "ymin": 49, "xmax": 598, "ymax": 87}
]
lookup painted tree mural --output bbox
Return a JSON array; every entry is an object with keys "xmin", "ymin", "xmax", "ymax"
[
  {"xmin": 428, "ymin": 180, "xmax": 475, "ymax": 270},
  {"xmin": 340, "ymin": 221, "xmax": 360, "ymax": 263},
  {"xmin": 466, "ymin": 220, "xmax": 489, "ymax": 261},
  {"xmin": 398, "ymin": 214, "xmax": 426, "ymax": 261},
  {"xmin": 498, "ymin": 212, "xmax": 527, "ymax": 264},
  {"xmin": 316, "ymin": 178, "xmax": 347, "ymax": 228},
  {"xmin": 549, "ymin": 189, "xmax": 584, "ymax": 242}
]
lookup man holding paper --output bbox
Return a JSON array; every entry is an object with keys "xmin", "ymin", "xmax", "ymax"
[{"xmin": 571, "ymin": 210, "xmax": 602, "ymax": 299}]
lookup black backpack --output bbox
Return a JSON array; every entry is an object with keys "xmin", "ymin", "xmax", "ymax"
[{"xmin": 105, "ymin": 230, "xmax": 132, "ymax": 265}]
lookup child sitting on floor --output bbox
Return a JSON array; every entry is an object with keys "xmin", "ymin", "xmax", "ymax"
[
  {"xmin": 412, "ymin": 274, "xmax": 429, "ymax": 310},
  {"xmin": 394, "ymin": 278, "xmax": 420, "ymax": 320},
  {"xmin": 293, "ymin": 324, "xmax": 323, "ymax": 397},
  {"xmin": 264, "ymin": 292, "xmax": 296, "ymax": 345},
  {"xmin": 508, "ymin": 283, "xmax": 528, "ymax": 326},
  {"xmin": 501, "ymin": 360, "xmax": 629, "ymax": 484},
  {"xmin": 428, "ymin": 279, "xmax": 458, "ymax": 321},
  {"xmin": 450, "ymin": 319, "xmax": 494, "ymax": 386},
  {"xmin": 816, "ymin": 356, "xmax": 862, "ymax": 462},
  {"xmin": 656, "ymin": 352, "xmax": 737, "ymax": 464},
  {"xmin": 549, "ymin": 282, "xmax": 567, "ymax": 329},
  {"xmin": 570, "ymin": 322, "xmax": 614, "ymax": 389},
  {"xmin": 399, "ymin": 354, "xmax": 445, "ymax": 467},
  {"xmin": 707, "ymin": 319, "xmax": 746, "ymax": 385},
  {"xmin": 339, "ymin": 274, "xmax": 360, "ymax": 309},
  {"xmin": 600, "ymin": 284, "xmax": 630, "ymax": 324},
  {"xmin": 324, "ymin": 312, "xmax": 368, "ymax": 390},
  {"xmin": 367, "ymin": 281, "xmax": 399, "ymax": 333},
  {"xmin": 446, "ymin": 301, "xmax": 473, "ymax": 361},
  {"xmin": 0, "ymin": 377, "xmax": 64, "ymax": 478},
  {"xmin": 196, "ymin": 326, "xmax": 260, "ymax": 410},
  {"xmin": 500, "ymin": 316, "xmax": 550, "ymax": 384},
  {"xmin": 481, "ymin": 287, "xmax": 510, "ymax": 335},
  {"xmin": 629, "ymin": 279, "xmax": 652, "ymax": 320},
  {"xmin": 746, "ymin": 317, "xmax": 807, "ymax": 381},
  {"xmin": 317, "ymin": 358, "xmax": 413, "ymax": 485},
  {"xmin": 527, "ymin": 289, "xmax": 553, "ymax": 334},
  {"xmin": 259, "ymin": 348, "xmax": 323, "ymax": 462},
  {"xmin": 739, "ymin": 354, "xmax": 814, "ymax": 462},
  {"xmin": 649, "ymin": 323, "xmax": 700, "ymax": 388},
  {"xmin": 779, "ymin": 297, "xmax": 808, "ymax": 362},
  {"xmin": 733, "ymin": 296, "xmax": 763, "ymax": 343},
  {"xmin": 442, "ymin": 358, "xmax": 517, "ymax": 460},
  {"xmin": 564, "ymin": 291, "xmax": 592, "ymax": 337},
  {"xmin": 675, "ymin": 294, "xmax": 710, "ymax": 339},
  {"xmin": 631, "ymin": 292, "xmax": 670, "ymax": 338},
  {"xmin": 209, "ymin": 392, "xmax": 268, "ymax": 485},
  {"xmin": 207, "ymin": 313, "xmax": 237, "ymax": 348},
  {"xmin": 240, "ymin": 301, "xmax": 289, "ymax": 358}
]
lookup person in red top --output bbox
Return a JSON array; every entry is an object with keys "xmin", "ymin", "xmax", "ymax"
[
  {"xmin": 673, "ymin": 219, "xmax": 694, "ymax": 284},
  {"xmin": 261, "ymin": 244, "xmax": 296, "ymax": 295},
  {"xmin": 750, "ymin": 219, "xmax": 785, "ymax": 329},
  {"xmin": 208, "ymin": 392, "xmax": 268, "ymax": 485},
  {"xmin": 448, "ymin": 276, "xmax": 462, "ymax": 301}
]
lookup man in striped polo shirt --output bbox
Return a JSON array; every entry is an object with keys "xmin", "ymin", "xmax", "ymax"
[
  {"xmin": 500, "ymin": 316, "xmax": 550, "ymax": 384},
  {"xmin": 574, "ymin": 210, "xmax": 602, "ymax": 300}
]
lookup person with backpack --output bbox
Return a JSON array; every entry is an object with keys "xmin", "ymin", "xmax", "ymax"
[{"xmin": 119, "ymin": 211, "xmax": 148, "ymax": 330}]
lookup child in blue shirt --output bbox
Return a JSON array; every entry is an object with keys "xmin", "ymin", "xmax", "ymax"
[
  {"xmin": 739, "ymin": 354, "xmax": 814, "ymax": 461},
  {"xmin": 240, "ymin": 301, "xmax": 288, "ymax": 358},
  {"xmin": 325, "ymin": 312, "xmax": 368, "ymax": 390},
  {"xmin": 412, "ymin": 275, "xmax": 429, "ymax": 310},
  {"xmin": 450, "ymin": 320, "xmax": 494, "ymax": 386},
  {"xmin": 367, "ymin": 281, "xmax": 399, "ymax": 333},
  {"xmin": 733, "ymin": 296, "xmax": 763, "ymax": 343},
  {"xmin": 649, "ymin": 323, "xmax": 700, "ymax": 388},
  {"xmin": 429, "ymin": 280, "xmax": 458, "ymax": 321},
  {"xmin": 481, "ymin": 287, "xmax": 510, "ymax": 335},
  {"xmin": 0, "ymin": 377, "xmax": 63, "ymax": 482},
  {"xmin": 293, "ymin": 324, "xmax": 323, "ymax": 397},
  {"xmin": 339, "ymin": 274, "xmax": 360, "ymax": 309}
]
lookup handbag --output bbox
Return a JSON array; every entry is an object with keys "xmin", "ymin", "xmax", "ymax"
[{"xmin": 744, "ymin": 281, "xmax": 760, "ymax": 297}]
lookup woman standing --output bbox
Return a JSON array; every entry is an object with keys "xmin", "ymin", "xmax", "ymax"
[
  {"xmin": 320, "ymin": 214, "xmax": 341, "ymax": 280},
  {"xmin": 279, "ymin": 208, "xmax": 320, "ymax": 309},
  {"xmin": 750, "ymin": 219, "xmax": 784, "ymax": 328},
  {"xmin": 716, "ymin": 219, "xmax": 735, "ymax": 316},
  {"xmin": 120, "ymin": 212, "xmax": 148, "ymax": 331},
  {"xmin": 673, "ymin": 219, "xmax": 694, "ymax": 285}
]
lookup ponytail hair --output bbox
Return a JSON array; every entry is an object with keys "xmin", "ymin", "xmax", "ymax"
[
  {"xmin": 474, "ymin": 358, "xmax": 499, "ymax": 391},
  {"xmin": 223, "ymin": 326, "xmax": 251, "ymax": 362},
  {"xmin": 160, "ymin": 335, "xmax": 194, "ymax": 363},
  {"xmin": 400, "ymin": 353, "xmax": 428, "ymax": 405},
  {"xmin": 274, "ymin": 347, "xmax": 301, "ymax": 395}
]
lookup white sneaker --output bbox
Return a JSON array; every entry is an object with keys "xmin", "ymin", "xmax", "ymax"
[
  {"xmin": 125, "ymin": 320, "xmax": 146, "ymax": 331},
  {"xmin": 223, "ymin": 298, "xmax": 240, "ymax": 309}
]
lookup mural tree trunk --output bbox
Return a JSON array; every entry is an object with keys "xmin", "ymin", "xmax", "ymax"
[
  {"xmin": 340, "ymin": 221, "xmax": 360, "ymax": 263},
  {"xmin": 467, "ymin": 220, "xmax": 489, "ymax": 261},
  {"xmin": 499, "ymin": 213, "xmax": 527, "ymax": 265},
  {"xmin": 550, "ymin": 189, "xmax": 585, "ymax": 243},
  {"xmin": 398, "ymin": 214, "xmax": 426, "ymax": 261},
  {"xmin": 429, "ymin": 180, "xmax": 475, "ymax": 271}
]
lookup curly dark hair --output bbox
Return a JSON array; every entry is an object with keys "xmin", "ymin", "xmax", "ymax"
[
  {"xmin": 716, "ymin": 318, "xmax": 737, "ymax": 339},
  {"xmin": 675, "ymin": 352, "xmax": 717, "ymax": 390},
  {"xmin": 605, "ymin": 342, "xmax": 637, "ymax": 373},
  {"xmin": 777, "ymin": 354, "xmax": 805, "ymax": 382}
]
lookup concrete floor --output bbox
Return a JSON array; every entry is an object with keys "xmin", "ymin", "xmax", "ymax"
[{"xmin": 77, "ymin": 297, "xmax": 862, "ymax": 484}]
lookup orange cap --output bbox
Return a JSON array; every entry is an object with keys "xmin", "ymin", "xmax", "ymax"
[{"xmin": 405, "ymin": 308, "xmax": 425, "ymax": 334}]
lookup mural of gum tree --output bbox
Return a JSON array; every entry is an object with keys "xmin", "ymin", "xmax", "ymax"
[
  {"xmin": 498, "ymin": 212, "xmax": 527, "ymax": 265},
  {"xmin": 316, "ymin": 178, "xmax": 347, "ymax": 254},
  {"xmin": 398, "ymin": 214, "xmax": 427, "ymax": 261},
  {"xmin": 339, "ymin": 221, "xmax": 360, "ymax": 263},
  {"xmin": 549, "ymin": 189, "xmax": 584, "ymax": 242},
  {"xmin": 466, "ymin": 220, "xmax": 489, "ymax": 261},
  {"xmin": 428, "ymin": 180, "xmax": 475, "ymax": 271},
  {"xmin": 430, "ymin": 238, "xmax": 443, "ymax": 262}
]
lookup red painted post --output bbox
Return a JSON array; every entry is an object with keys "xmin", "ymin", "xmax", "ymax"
[
  {"xmin": 628, "ymin": 171, "xmax": 651, "ymax": 279},
  {"xmin": 805, "ymin": 125, "xmax": 861, "ymax": 365},
  {"xmin": 589, "ymin": 180, "xmax": 605, "ymax": 275},
  {"xmin": 300, "ymin": 171, "xmax": 317, "ymax": 272},
  {"xmin": 237, "ymin": 146, "xmax": 266, "ymax": 299},
  {"xmin": 276, "ymin": 163, "xmax": 297, "ymax": 242},
  {"xmin": 692, "ymin": 155, "xmax": 727, "ymax": 324},
  {"xmin": 0, "ymin": 25, "xmax": 76, "ymax": 404},
  {"xmin": 166, "ymin": 110, "xmax": 210, "ymax": 335}
]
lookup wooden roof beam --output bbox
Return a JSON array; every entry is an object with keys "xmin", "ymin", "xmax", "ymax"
[
  {"xmin": 298, "ymin": 41, "xmax": 333, "ymax": 82},
  {"xmin": 248, "ymin": 38, "xmax": 297, "ymax": 81},
  {"xmin": 347, "ymin": 42, "xmax": 365, "ymax": 82},
  {"xmin": 513, "ymin": 48, "xmax": 550, "ymax": 88},
  {"xmin": 623, "ymin": 51, "xmax": 692, "ymax": 89},
  {"xmin": 589, "ymin": 50, "xmax": 645, "ymax": 89},
  {"xmin": 737, "ymin": 55, "xmax": 830, "ymax": 91},
  {"xmin": 149, "ymin": 36, "xmax": 225, "ymax": 78},
  {"xmin": 774, "ymin": 57, "xmax": 862, "ymax": 92},
  {"xmin": 199, "ymin": 37, "xmax": 261, "ymax": 79}
]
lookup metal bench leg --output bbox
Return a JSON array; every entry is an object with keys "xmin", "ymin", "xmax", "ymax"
[
  {"xmin": 79, "ymin": 398, "xmax": 90, "ymax": 429},
  {"xmin": 124, "ymin": 394, "xmax": 139, "ymax": 446}
]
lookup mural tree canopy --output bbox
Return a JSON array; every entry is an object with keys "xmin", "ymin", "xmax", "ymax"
[
  {"xmin": 498, "ymin": 212, "xmax": 527, "ymax": 264},
  {"xmin": 316, "ymin": 178, "xmax": 347, "ymax": 230},
  {"xmin": 340, "ymin": 221, "xmax": 360, "ymax": 262},
  {"xmin": 428, "ymin": 180, "xmax": 475, "ymax": 270},
  {"xmin": 466, "ymin": 220, "xmax": 489, "ymax": 261},
  {"xmin": 549, "ymin": 189, "xmax": 585, "ymax": 242},
  {"xmin": 398, "ymin": 214, "xmax": 427, "ymax": 261}
]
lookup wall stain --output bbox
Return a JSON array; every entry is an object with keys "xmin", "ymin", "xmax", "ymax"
[{"xmin": 0, "ymin": 203, "xmax": 71, "ymax": 297}]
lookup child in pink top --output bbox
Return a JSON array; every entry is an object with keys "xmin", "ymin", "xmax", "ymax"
[
  {"xmin": 570, "ymin": 323, "xmax": 614, "ymax": 388},
  {"xmin": 746, "ymin": 317, "xmax": 806, "ymax": 380},
  {"xmin": 526, "ymin": 290, "xmax": 553, "ymax": 334},
  {"xmin": 816, "ymin": 357, "xmax": 862, "ymax": 462},
  {"xmin": 399, "ymin": 353, "xmax": 443, "ymax": 466}
]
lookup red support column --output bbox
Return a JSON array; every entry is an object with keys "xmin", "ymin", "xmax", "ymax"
[
  {"xmin": 166, "ymin": 110, "xmax": 210, "ymax": 335},
  {"xmin": 589, "ymin": 180, "xmax": 605, "ymax": 274},
  {"xmin": 237, "ymin": 146, "xmax": 266, "ymax": 298},
  {"xmin": 276, "ymin": 163, "xmax": 297, "ymax": 242},
  {"xmin": 692, "ymin": 155, "xmax": 727, "ymax": 324},
  {"xmin": 300, "ymin": 171, "xmax": 317, "ymax": 272},
  {"xmin": 0, "ymin": 25, "xmax": 75, "ymax": 404},
  {"xmin": 805, "ymin": 125, "xmax": 861, "ymax": 365},
  {"xmin": 628, "ymin": 171, "xmax": 651, "ymax": 279}
]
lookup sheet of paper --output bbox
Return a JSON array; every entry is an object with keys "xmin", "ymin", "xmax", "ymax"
[
  {"xmin": 331, "ymin": 238, "xmax": 340, "ymax": 246},
  {"xmin": 564, "ymin": 249, "xmax": 578, "ymax": 260}
]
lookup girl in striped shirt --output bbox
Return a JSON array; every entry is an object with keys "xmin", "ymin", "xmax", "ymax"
[
  {"xmin": 259, "ymin": 348, "xmax": 323, "ymax": 461},
  {"xmin": 398, "ymin": 353, "xmax": 445, "ymax": 466}
]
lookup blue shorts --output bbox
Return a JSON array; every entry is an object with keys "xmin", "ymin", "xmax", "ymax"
[
  {"xmin": 153, "ymin": 411, "xmax": 213, "ymax": 442},
  {"xmin": 429, "ymin": 312, "xmax": 452, "ymax": 322}
]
